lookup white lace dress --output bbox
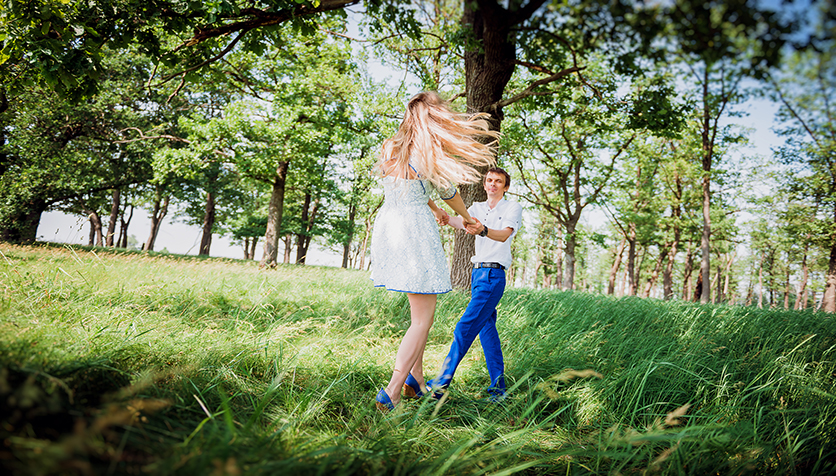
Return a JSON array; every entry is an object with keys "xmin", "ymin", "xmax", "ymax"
[{"xmin": 370, "ymin": 176, "xmax": 454, "ymax": 294}]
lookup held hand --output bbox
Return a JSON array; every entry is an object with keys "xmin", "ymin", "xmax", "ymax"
[
  {"xmin": 464, "ymin": 217, "xmax": 482, "ymax": 235},
  {"xmin": 434, "ymin": 208, "xmax": 450, "ymax": 226}
]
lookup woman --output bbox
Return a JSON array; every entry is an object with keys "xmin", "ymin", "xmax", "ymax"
[{"xmin": 370, "ymin": 91, "xmax": 499, "ymax": 411}]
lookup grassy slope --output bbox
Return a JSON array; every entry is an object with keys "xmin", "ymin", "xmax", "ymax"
[{"xmin": 1, "ymin": 243, "xmax": 834, "ymax": 475}]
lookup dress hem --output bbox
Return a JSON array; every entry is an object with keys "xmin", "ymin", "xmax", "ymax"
[{"xmin": 373, "ymin": 284, "xmax": 451, "ymax": 295}]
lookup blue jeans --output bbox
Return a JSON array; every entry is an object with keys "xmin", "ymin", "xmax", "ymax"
[{"xmin": 432, "ymin": 267, "xmax": 506, "ymax": 394}]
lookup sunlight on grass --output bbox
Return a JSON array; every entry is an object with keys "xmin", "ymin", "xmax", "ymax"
[{"xmin": 2, "ymin": 243, "xmax": 835, "ymax": 474}]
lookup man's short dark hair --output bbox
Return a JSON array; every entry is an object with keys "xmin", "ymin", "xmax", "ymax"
[{"xmin": 486, "ymin": 167, "xmax": 511, "ymax": 189}]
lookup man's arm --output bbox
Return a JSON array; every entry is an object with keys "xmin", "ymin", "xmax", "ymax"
[{"xmin": 464, "ymin": 218, "xmax": 514, "ymax": 242}]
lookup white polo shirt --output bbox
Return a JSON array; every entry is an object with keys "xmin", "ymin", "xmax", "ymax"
[{"xmin": 468, "ymin": 198, "xmax": 523, "ymax": 270}]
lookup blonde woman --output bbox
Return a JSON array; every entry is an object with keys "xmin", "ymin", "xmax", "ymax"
[{"xmin": 370, "ymin": 91, "xmax": 499, "ymax": 411}]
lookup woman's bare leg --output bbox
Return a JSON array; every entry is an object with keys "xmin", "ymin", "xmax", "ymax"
[{"xmin": 382, "ymin": 293, "xmax": 437, "ymax": 405}]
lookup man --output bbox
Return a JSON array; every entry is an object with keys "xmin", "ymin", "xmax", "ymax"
[{"xmin": 424, "ymin": 167, "xmax": 522, "ymax": 401}]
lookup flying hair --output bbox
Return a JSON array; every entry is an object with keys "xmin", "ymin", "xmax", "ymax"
[{"xmin": 378, "ymin": 91, "xmax": 499, "ymax": 190}]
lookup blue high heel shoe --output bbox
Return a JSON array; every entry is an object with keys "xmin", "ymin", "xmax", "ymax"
[
  {"xmin": 425, "ymin": 378, "xmax": 448, "ymax": 401},
  {"xmin": 375, "ymin": 388, "xmax": 395, "ymax": 412},
  {"xmin": 403, "ymin": 374, "xmax": 426, "ymax": 399}
]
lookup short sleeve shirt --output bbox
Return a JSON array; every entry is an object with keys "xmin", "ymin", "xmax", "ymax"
[{"xmin": 468, "ymin": 198, "xmax": 522, "ymax": 270}]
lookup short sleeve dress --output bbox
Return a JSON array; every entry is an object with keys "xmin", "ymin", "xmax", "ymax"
[{"xmin": 370, "ymin": 175, "xmax": 456, "ymax": 294}]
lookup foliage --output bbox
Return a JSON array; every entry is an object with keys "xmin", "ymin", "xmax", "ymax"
[
  {"xmin": 0, "ymin": 0, "xmax": 364, "ymax": 99},
  {"xmin": 0, "ymin": 46, "xmax": 170, "ymax": 242}
]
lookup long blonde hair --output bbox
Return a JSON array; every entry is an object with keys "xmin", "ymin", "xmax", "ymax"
[{"xmin": 379, "ymin": 91, "xmax": 499, "ymax": 190}]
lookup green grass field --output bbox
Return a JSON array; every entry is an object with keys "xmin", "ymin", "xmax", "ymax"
[{"xmin": 1, "ymin": 243, "xmax": 835, "ymax": 475}]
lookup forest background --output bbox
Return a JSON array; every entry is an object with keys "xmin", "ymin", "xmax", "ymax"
[{"xmin": 2, "ymin": 0, "xmax": 836, "ymax": 309}]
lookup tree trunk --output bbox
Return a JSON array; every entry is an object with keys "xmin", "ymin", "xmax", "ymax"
[
  {"xmin": 0, "ymin": 90, "xmax": 44, "ymax": 245},
  {"xmin": 627, "ymin": 222, "xmax": 638, "ymax": 296},
  {"xmin": 281, "ymin": 235, "xmax": 290, "ymax": 263},
  {"xmin": 295, "ymin": 194, "xmax": 320, "ymax": 265},
  {"xmin": 607, "ymin": 237, "xmax": 627, "ymax": 295},
  {"xmin": 142, "ymin": 188, "xmax": 171, "ymax": 251},
  {"xmin": 118, "ymin": 204, "xmax": 133, "ymax": 248},
  {"xmin": 342, "ymin": 200, "xmax": 357, "ymax": 269},
  {"xmin": 795, "ymin": 242, "xmax": 810, "ymax": 310},
  {"xmin": 85, "ymin": 206, "xmax": 103, "ymax": 247},
  {"xmin": 663, "ymin": 240, "xmax": 678, "ymax": 301},
  {"xmin": 199, "ymin": 191, "xmax": 215, "ymax": 256},
  {"xmin": 758, "ymin": 253, "xmax": 765, "ymax": 309},
  {"xmin": 106, "ymin": 189, "xmax": 120, "ymax": 247},
  {"xmin": 783, "ymin": 258, "xmax": 791, "ymax": 309},
  {"xmin": 88, "ymin": 217, "xmax": 95, "ymax": 246},
  {"xmin": 452, "ymin": 0, "xmax": 521, "ymax": 290},
  {"xmin": 745, "ymin": 249, "xmax": 756, "ymax": 306},
  {"xmin": 359, "ymin": 222, "xmax": 371, "ymax": 271},
  {"xmin": 823, "ymin": 243, "xmax": 836, "ymax": 312},
  {"xmin": 144, "ymin": 190, "xmax": 169, "ymax": 252},
  {"xmin": 682, "ymin": 244, "xmax": 694, "ymax": 301},
  {"xmin": 0, "ymin": 197, "xmax": 46, "ymax": 244},
  {"xmin": 643, "ymin": 248, "xmax": 668, "ymax": 298},
  {"xmin": 259, "ymin": 161, "xmax": 289, "ymax": 268},
  {"xmin": 554, "ymin": 227, "xmax": 564, "ymax": 290},
  {"xmin": 563, "ymin": 222, "xmax": 578, "ymax": 290},
  {"xmin": 700, "ymin": 70, "xmax": 713, "ymax": 304},
  {"xmin": 712, "ymin": 263, "xmax": 722, "ymax": 303},
  {"xmin": 723, "ymin": 252, "xmax": 735, "ymax": 304}
]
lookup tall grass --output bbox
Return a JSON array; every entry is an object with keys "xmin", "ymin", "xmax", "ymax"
[{"xmin": 1, "ymin": 243, "xmax": 834, "ymax": 475}]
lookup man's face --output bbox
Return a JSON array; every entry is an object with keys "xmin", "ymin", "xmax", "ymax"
[{"xmin": 483, "ymin": 172, "xmax": 509, "ymax": 197}]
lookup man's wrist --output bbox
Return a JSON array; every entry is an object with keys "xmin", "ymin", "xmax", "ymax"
[{"xmin": 479, "ymin": 225, "xmax": 489, "ymax": 237}]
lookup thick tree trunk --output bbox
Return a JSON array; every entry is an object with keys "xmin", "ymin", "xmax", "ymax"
[
  {"xmin": 105, "ymin": 189, "xmax": 120, "ymax": 247},
  {"xmin": 452, "ymin": 0, "xmax": 520, "ymax": 290},
  {"xmin": 259, "ymin": 162, "xmax": 289, "ymax": 268},
  {"xmin": 85, "ymin": 207, "xmax": 103, "ymax": 247},
  {"xmin": 0, "ymin": 197, "xmax": 46, "ymax": 245},
  {"xmin": 199, "ymin": 191, "xmax": 215, "ymax": 256},
  {"xmin": 144, "ymin": 191, "xmax": 169, "ymax": 252},
  {"xmin": 607, "ymin": 237, "xmax": 627, "ymax": 295}
]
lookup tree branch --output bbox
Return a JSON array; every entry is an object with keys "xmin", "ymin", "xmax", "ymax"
[{"xmin": 495, "ymin": 66, "xmax": 583, "ymax": 108}]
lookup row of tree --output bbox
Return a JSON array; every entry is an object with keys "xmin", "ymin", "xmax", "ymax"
[{"xmin": 1, "ymin": 0, "xmax": 834, "ymax": 309}]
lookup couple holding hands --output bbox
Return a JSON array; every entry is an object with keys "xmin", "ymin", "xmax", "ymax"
[{"xmin": 369, "ymin": 91, "xmax": 522, "ymax": 411}]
